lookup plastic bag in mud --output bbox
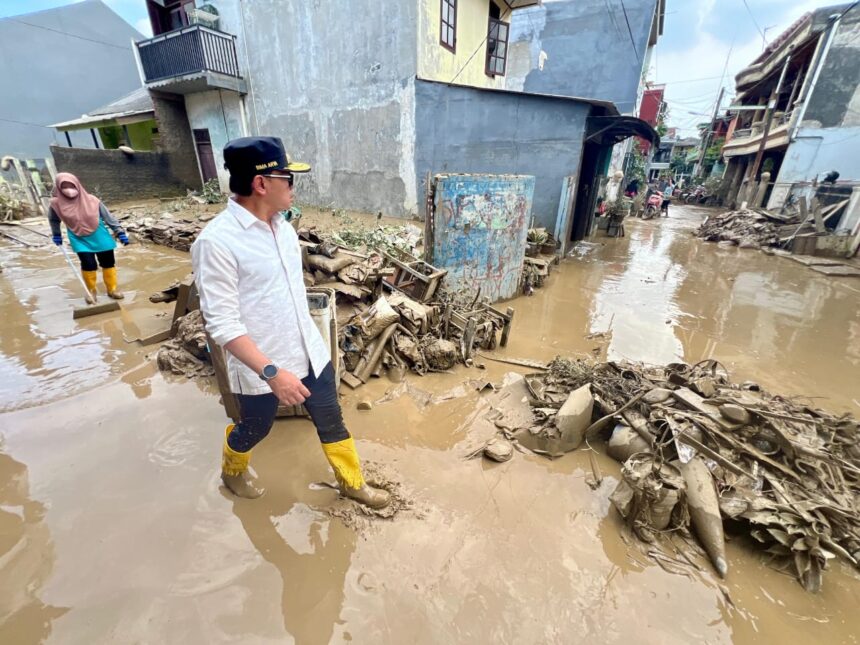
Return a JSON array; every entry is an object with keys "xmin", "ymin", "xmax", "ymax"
[{"xmin": 610, "ymin": 453, "xmax": 689, "ymax": 542}]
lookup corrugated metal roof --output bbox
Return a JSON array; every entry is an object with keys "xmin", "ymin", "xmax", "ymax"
[{"xmin": 50, "ymin": 86, "xmax": 153, "ymax": 129}]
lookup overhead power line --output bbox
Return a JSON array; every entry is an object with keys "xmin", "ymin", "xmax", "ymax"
[
  {"xmin": 741, "ymin": 0, "xmax": 766, "ymax": 43},
  {"xmin": 618, "ymin": 0, "xmax": 640, "ymax": 59},
  {"xmin": 5, "ymin": 17, "xmax": 132, "ymax": 51}
]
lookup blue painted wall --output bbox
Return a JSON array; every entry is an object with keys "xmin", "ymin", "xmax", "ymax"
[
  {"xmin": 414, "ymin": 80, "xmax": 592, "ymax": 231},
  {"xmin": 429, "ymin": 174, "xmax": 535, "ymax": 302},
  {"xmin": 507, "ymin": 0, "xmax": 657, "ymax": 114}
]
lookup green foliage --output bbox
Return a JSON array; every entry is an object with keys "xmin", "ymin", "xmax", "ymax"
[
  {"xmin": 704, "ymin": 137, "xmax": 725, "ymax": 164},
  {"xmin": 626, "ymin": 141, "xmax": 648, "ymax": 185},
  {"xmin": 200, "ymin": 178, "xmax": 227, "ymax": 204}
]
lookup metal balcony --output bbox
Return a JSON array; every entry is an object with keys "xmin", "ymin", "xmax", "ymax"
[{"xmin": 135, "ymin": 24, "xmax": 246, "ymax": 94}]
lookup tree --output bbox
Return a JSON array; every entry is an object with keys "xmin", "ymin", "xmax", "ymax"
[{"xmin": 701, "ymin": 137, "xmax": 725, "ymax": 176}]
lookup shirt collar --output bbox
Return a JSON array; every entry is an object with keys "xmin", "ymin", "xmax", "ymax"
[{"xmin": 228, "ymin": 198, "xmax": 269, "ymax": 230}]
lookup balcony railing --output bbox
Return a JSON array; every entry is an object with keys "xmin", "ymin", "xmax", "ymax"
[
  {"xmin": 729, "ymin": 110, "xmax": 794, "ymax": 143},
  {"xmin": 136, "ymin": 24, "xmax": 240, "ymax": 84}
]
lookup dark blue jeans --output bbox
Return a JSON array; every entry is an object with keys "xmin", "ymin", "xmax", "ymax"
[{"xmin": 227, "ymin": 362, "xmax": 349, "ymax": 453}]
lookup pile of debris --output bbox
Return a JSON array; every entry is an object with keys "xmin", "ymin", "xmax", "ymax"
[
  {"xmin": 695, "ymin": 209, "xmax": 782, "ymax": 249},
  {"xmin": 338, "ymin": 289, "xmax": 512, "ymax": 388},
  {"xmin": 477, "ymin": 357, "xmax": 860, "ymax": 592},
  {"xmin": 156, "ymin": 309, "xmax": 214, "ymax": 378},
  {"xmin": 0, "ymin": 183, "xmax": 32, "ymax": 221},
  {"xmin": 325, "ymin": 210, "xmax": 423, "ymax": 257},
  {"xmin": 520, "ymin": 228, "xmax": 559, "ymax": 295},
  {"xmin": 123, "ymin": 212, "xmax": 208, "ymax": 252},
  {"xmin": 696, "ymin": 197, "xmax": 854, "ymax": 256},
  {"xmin": 147, "ymin": 236, "xmax": 517, "ymax": 391}
]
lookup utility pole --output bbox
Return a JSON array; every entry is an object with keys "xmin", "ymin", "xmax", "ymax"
[
  {"xmin": 695, "ymin": 86, "xmax": 725, "ymax": 176},
  {"xmin": 746, "ymin": 52, "xmax": 792, "ymax": 199}
]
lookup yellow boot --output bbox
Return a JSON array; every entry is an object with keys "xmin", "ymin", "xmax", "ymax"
[
  {"xmin": 321, "ymin": 438, "xmax": 390, "ymax": 509},
  {"xmin": 102, "ymin": 267, "xmax": 124, "ymax": 299},
  {"xmin": 222, "ymin": 424, "xmax": 265, "ymax": 499},
  {"xmin": 81, "ymin": 269, "xmax": 98, "ymax": 304}
]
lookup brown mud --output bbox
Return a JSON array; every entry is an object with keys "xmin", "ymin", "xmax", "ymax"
[{"xmin": 0, "ymin": 204, "xmax": 858, "ymax": 643}]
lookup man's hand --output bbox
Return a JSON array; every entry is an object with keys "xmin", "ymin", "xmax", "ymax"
[{"xmin": 269, "ymin": 369, "xmax": 311, "ymax": 405}]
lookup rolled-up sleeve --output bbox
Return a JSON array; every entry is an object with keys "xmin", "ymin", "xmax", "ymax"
[{"xmin": 191, "ymin": 237, "xmax": 248, "ymax": 346}]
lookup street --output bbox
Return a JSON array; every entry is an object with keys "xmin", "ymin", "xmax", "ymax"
[{"xmin": 1, "ymin": 204, "xmax": 858, "ymax": 643}]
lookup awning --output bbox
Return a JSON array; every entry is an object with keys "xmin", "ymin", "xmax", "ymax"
[
  {"xmin": 585, "ymin": 116, "xmax": 660, "ymax": 147},
  {"xmin": 51, "ymin": 87, "xmax": 154, "ymax": 131}
]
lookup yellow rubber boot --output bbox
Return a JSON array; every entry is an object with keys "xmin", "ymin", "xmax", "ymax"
[
  {"xmin": 102, "ymin": 266, "xmax": 124, "ymax": 299},
  {"xmin": 222, "ymin": 424, "xmax": 265, "ymax": 499},
  {"xmin": 321, "ymin": 437, "xmax": 390, "ymax": 509},
  {"xmin": 81, "ymin": 270, "xmax": 98, "ymax": 303}
]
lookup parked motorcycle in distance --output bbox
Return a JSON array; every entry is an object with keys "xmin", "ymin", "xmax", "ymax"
[{"xmin": 643, "ymin": 191, "xmax": 663, "ymax": 219}]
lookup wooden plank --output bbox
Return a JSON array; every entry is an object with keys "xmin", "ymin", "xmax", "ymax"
[
  {"xmin": 170, "ymin": 274, "xmax": 196, "ymax": 331},
  {"xmin": 812, "ymin": 197, "xmax": 825, "ymax": 234},
  {"xmin": 788, "ymin": 255, "xmax": 844, "ymax": 266},
  {"xmin": 809, "ymin": 264, "xmax": 860, "ymax": 277},
  {"xmin": 798, "ymin": 195, "xmax": 808, "ymax": 224},
  {"xmin": 500, "ymin": 307, "xmax": 514, "ymax": 347},
  {"xmin": 341, "ymin": 371, "xmax": 363, "ymax": 389},
  {"xmin": 138, "ymin": 328, "xmax": 172, "ymax": 346},
  {"xmin": 671, "ymin": 387, "xmax": 739, "ymax": 431},
  {"xmin": 205, "ymin": 332, "xmax": 241, "ymax": 423}
]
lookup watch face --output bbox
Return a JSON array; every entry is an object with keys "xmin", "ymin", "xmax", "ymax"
[{"xmin": 262, "ymin": 364, "xmax": 278, "ymax": 379}]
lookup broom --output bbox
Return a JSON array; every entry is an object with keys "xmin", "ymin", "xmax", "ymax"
[{"xmin": 59, "ymin": 245, "xmax": 121, "ymax": 319}]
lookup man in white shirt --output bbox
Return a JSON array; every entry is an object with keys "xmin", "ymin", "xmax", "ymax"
[{"xmin": 191, "ymin": 136, "xmax": 389, "ymax": 508}]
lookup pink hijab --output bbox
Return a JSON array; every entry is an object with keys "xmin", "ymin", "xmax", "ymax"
[{"xmin": 50, "ymin": 173, "xmax": 101, "ymax": 236}]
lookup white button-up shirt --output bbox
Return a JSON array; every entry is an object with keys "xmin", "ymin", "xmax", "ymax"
[{"xmin": 191, "ymin": 199, "xmax": 330, "ymax": 395}]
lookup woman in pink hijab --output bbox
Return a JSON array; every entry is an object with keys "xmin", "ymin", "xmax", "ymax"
[{"xmin": 48, "ymin": 173, "xmax": 129, "ymax": 300}]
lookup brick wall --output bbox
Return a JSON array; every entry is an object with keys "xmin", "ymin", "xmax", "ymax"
[
  {"xmin": 50, "ymin": 146, "xmax": 188, "ymax": 203},
  {"xmin": 151, "ymin": 92, "xmax": 201, "ymax": 189}
]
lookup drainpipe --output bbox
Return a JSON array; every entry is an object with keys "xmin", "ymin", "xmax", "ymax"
[
  {"xmin": 237, "ymin": 0, "xmax": 260, "ymax": 134},
  {"xmin": 791, "ymin": 12, "xmax": 841, "ymax": 142}
]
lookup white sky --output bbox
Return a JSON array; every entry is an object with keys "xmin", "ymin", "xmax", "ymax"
[{"xmin": 652, "ymin": 0, "xmax": 844, "ymax": 137}]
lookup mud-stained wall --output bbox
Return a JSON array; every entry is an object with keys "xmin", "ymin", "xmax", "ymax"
[
  {"xmin": 413, "ymin": 80, "xmax": 590, "ymax": 231},
  {"xmin": 205, "ymin": 0, "xmax": 419, "ymax": 216},
  {"xmin": 770, "ymin": 9, "xmax": 860, "ymax": 205},
  {"xmin": 184, "ymin": 90, "xmax": 247, "ymax": 192},
  {"xmin": 50, "ymin": 146, "xmax": 188, "ymax": 202},
  {"xmin": 428, "ymin": 173, "xmax": 534, "ymax": 301},
  {"xmin": 150, "ymin": 94, "xmax": 203, "ymax": 190},
  {"xmin": 507, "ymin": 0, "xmax": 657, "ymax": 113},
  {"xmin": 417, "ymin": 0, "xmax": 510, "ymax": 89},
  {"xmin": 802, "ymin": 10, "xmax": 860, "ymax": 130}
]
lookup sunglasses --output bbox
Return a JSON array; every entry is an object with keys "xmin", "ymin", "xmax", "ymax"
[{"xmin": 261, "ymin": 173, "xmax": 294, "ymax": 187}]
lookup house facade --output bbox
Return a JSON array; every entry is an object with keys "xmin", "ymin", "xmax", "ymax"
[
  {"xmin": 0, "ymin": 0, "xmax": 144, "ymax": 160},
  {"xmin": 129, "ymin": 0, "xmax": 662, "ymax": 249},
  {"xmin": 721, "ymin": 3, "xmax": 860, "ymax": 214}
]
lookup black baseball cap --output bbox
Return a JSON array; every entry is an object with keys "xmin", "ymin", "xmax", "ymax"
[{"xmin": 223, "ymin": 136, "xmax": 311, "ymax": 177}]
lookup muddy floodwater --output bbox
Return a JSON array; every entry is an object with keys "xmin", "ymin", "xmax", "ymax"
[{"xmin": 1, "ymin": 205, "xmax": 858, "ymax": 643}]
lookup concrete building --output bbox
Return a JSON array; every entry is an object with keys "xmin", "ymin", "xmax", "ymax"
[
  {"xmin": 722, "ymin": 3, "xmax": 860, "ymax": 216},
  {"xmin": 508, "ymin": 0, "xmax": 667, "ymax": 192},
  {"xmin": 0, "ymin": 0, "xmax": 144, "ymax": 160},
  {"xmin": 128, "ymin": 0, "xmax": 661, "ymax": 250},
  {"xmin": 507, "ymin": 0, "xmax": 666, "ymax": 114},
  {"xmin": 49, "ymin": 88, "xmax": 202, "ymax": 201}
]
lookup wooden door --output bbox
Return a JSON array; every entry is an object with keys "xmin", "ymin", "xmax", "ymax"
[{"xmin": 193, "ymin": 129, "xmax": 218, "ymax": 183}]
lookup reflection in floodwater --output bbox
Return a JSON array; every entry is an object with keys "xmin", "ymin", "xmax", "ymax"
[
  {"xmin": 0, "ymin": 451, "xmax": 69, "ymax": 640},
  {"xmin": 0, "ymin": 243, "xmax": 192, "ymax": 412},
  {"xmin": 233, "ymin": 497, "xmax": 355, "ymax": 645},
  {"xmin": 0, "ymin": 206, "xmax": 859, "ymax": 643}
]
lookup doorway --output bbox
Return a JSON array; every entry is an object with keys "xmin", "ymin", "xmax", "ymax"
[
  {"xmin": 570, "ymin": 142, "xmax": 604, "ymax": 242},
  {"xmin": 193, "ymin": 129, "xmax": 218, "ymax": 183}
]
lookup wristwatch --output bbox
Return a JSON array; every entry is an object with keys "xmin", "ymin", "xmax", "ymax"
[{"xmin": 259, "ymin": 364, "xmax": 279, "ymax": 381}]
